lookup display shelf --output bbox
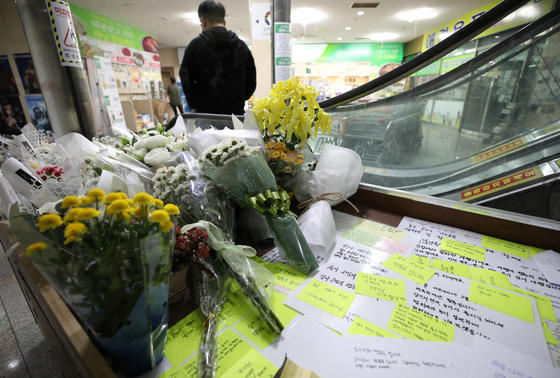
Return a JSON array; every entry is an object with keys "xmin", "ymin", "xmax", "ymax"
[{"xmin": 118, "ymin": 88, "xmax": 155, "ymax": 132}]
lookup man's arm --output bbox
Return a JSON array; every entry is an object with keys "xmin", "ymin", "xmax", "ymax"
[
  {"xmin": 245, "ymin": 49, "xmax": 257, "ymax": 100},
  {"xmin": 179, "ymin": 44, "xmax": 200, "ymax": 111}
]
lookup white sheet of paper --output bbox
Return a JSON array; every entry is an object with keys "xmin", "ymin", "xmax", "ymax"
[
  {"xmin": 468, "ymin": 336, "xmax": 559, "ymax": 378},
  {"xmin": 532, "ymin": 250, "xmax": 560, "ymax": 286}
]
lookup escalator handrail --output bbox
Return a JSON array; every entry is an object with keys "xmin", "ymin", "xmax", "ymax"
[
  {"xmin": 318, "ymin": 0, "xmax": 530, "ymax": 110},
  {"xmin": 330, "ymin": 5, "xmax": 560, "ymax": 113},
  {"xmin": 165, "ymin": 112, "xmax": 245, "ymax": 130}
]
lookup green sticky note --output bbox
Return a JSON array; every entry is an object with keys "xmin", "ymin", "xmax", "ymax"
[
  {"xmin": 272, "ymin": 290, "xmax": 289, "ymax": 303},
  {"xmin": 179, "ymin": 358, "xmax": 197, "ymax": 378},
  {"xmin": 482, "ymin": 235, "xmax": 529, "ymax": 259},
  {"xmin": 469, "ymin": 266, "xmax": 513, "ymax": 290},
  {"xmin": 352, "ymin": 219, "xmax": 407, "ymax": 242},
  {"xmin": 158, "ymin": 366, "xmax": 188, "ymax": 378},
  {"xmin": 469, "ymin": 282, "xmax": 534, "ymax": 323},
  {"xmin": 268, "ymin": 262, "xmax": 308, "ymax": 291},
  {"xmin": 440, "ymin": 238, "xmax": 486, "ymax": 262},
  {"xmin": 409, "ymin": 255, "xmax": 432, "ymax": 266},
  {"xmin": 543, "ymin": 320, "xmax": 560, "ymax": 345},
  {"xmin": 217, "ymin": 329, "xmax": 254, "ymax": 373},
  {"xmin": 249, "ymin": 255, "xmax": 273, "ymax": 268},
  {"xmin": 218, "ymin": 288, "xmax": 254, "ymax": 327},
  {"xmin": 296, "ymin": 279, "xmax": 356, "ymax": 319},
  {"xmin": 513, "ymin": 287, "xmax": 556, "ymax": 322},
  {"xmin": 233, "ymin": 307, "xmax": 280, "ymax": 350},
  {"xmin": 347, "ymin": 316, "xmax": 400, "ymax": 338},
  {"xmin": 165, "ymin": 309, "xmax": 206, "ymax": 366},
  {"xmin": 326, "ymin": 326, "xmax": 343, "ymax": 337},
  {"xmin": 340, "ymin": 227, "xmax": 381, "ymax": 247},
  {"xmin": 382, "ymin": 254, "xmax": 436, "ymax": 285},
  {"xmin": 272, "ymin": 297, "xmax": 299, "ymax": 326},
  {"xmin": 432, "ymin": 259, "xmax": 471, "ymax": 279},
  {"xmin": 355, "ymin": 272, "xmax": 406, "ymax": 303},
  {"xmin": 528, "ymin": 246, "xmax": 547, "ymax": 257},
  {"xmin": 221, "ymin": 349, "xmax": 277, "ymax": 377},
  {"xmin": 387, "ymin": 304, "xmax": 454, "ymax": 342}
]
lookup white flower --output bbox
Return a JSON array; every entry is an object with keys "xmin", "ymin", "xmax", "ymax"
[
  {"xmin": 134, "ymin": 135, "xmax": 173, "ymax": 150},
  {"xmin": 168, "ymin": 141, "xmax": 190, "ymax": 152},
  {"xmin": 144, "ymin": 148, "xmax": 171, "ymax": 166}
]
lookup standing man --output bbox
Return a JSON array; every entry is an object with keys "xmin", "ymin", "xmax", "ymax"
[
  {"xmin": 166, "ymin": 77, "xmax": 183, "ymax": 117},
  {"xmin": 180, "ymin": 0, "xmax": 256, "ymax": 117}
]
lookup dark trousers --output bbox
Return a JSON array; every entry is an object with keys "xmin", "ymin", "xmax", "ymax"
[{"xmin": 171, "ymin": 104, "xmax": 183, "ymax": 116}]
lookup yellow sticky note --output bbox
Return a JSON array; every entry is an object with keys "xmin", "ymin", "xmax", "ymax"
[
  {"xmin": 440, "ymin": 238, "xmax": 486, "ymax": 262},
  {"xmin": 469, "ymin": 266, "xmax": 513, "ymax": 290},
  {"xmin": 347, "ymin": 316, "xmax": 400, "ymax": 338},
  {"xmin": 482, "ymin": 235, "xmax": 529, "ymax": 259},
  {"xmin": 179, "ymin": 358, "xmax": 197, "ymax": 378},
  {"xmin": 221, "ymin": 349, "xmax": 277, "ymax": 378},
  {"xmin": 272, "ymin": 297, "xmax": 299, "ymax": 326},
  {"xmin": 543, "ymin": 320, "xmax": 560, "ymax": 345},
  {"xmin": 272, "ymin": 290, "xmax": 289, "ymax": 303},
  {"xmin": 218, "ymin": 287, "xmax": 254, "ymax": 327},
  {"xmin": 268, "ymin": 262, "xmax": 308, "ymax": 291},
  {"xmin": 297, "ymin": 279, "xmax": 356, "ymax": 319},
  {"xmin": 432, "ymin": 259, "xmax": 471, "ymax": 279},
  {"xmin": 352, "ymin": 219, "xmax": 407, "ymax": 242},
  {"xmin": 217, "ymin": 329, "xmax": 254, "ymax": 374},
  {"xmin": 469, "ymin": 282, "xmax": 534, "ymax": 323},
  {"xmin": 382, "ymin": 254, "xmax": 436, "ymax": 285},
  {"xmin": 387, "ymin": 303, "xmax": 455, "ymax": 342},
  {"xmin": 165, "ymin": 309, "xmax": 206, "ymax": 366},
  {"xmin": 233, "ymin": 307, "xmax": 280, "ymax": 350},
  {"xmin": 355, "ymin": 272, "xmax": 406, "ymax": 304},
  {"xmin": 158, "ymin": 366, "xmax": 187, "ymax": 378},
  {"xmin": 513, "ymin": 288, "xmax": 556, "ymax": 322},
  {"xmin": 409, "ymin": 255, "xmax": 432, "ymax": 266},
  {"xmin": 528, "ymin": 246, "xmax": 547, "ymax": 257},
  {"xmin": 249, "ymin": 255, "xmax": 273, "ymax": 268},
  {"xmin": 339, "ymin": 227, "xmax": 381, "ymax": 247}
]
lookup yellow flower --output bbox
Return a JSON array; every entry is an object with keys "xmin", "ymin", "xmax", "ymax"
[
  {"xmin": 160, "ymin": 220, "xmax": 174, "ymax": 232},
  {"xmin": 154, "ymin": 199, "xmax": 164, "ymax": 208},
  {"xmin": 74, "ymin": 208, "xmax": 102, "ymax": 221},
  {"xmin": 106, "ymin": 199, "xmax": 130, "ymax": 215},
  {"xmin": 29, "ymin": 163, "xmax": 39, "ymax": 169},
  {"xmin": 63, "ymin": 236, "xmax": 82, "ymax": 245},
  {"xmin": 118, "ymin": 192, "xmax": 128, "ymax": 200},
  {"xmin": 64, "ymin": 222, "xmax": 87, "ymax": 238},
  {"xmin": 63, "ymin": 208, "xmax": 81, "ymax": 223},
  {"xmin": 79, "ymin": 196, "xmax": 94, "ymax": 205},
  {"xmin": 103, "ymin": 192, "xmax": 123, "ymax": 205},
  {"xmin": 37, "ymin": 214, "xmax": 63, "ymax": 233},
  {"xmin": 265, "ymin": 142, "xmax": 272, "ymax": 149},
  {"xmin": 163, "ymin": 204, "xmax": 180, "ymax": 215},
  {"xmin": 61, "ymin": 196, "xmax": 81, "ymax": 209},
  {"xmin": 115, "ymin": 209, "xmax": 132, "ymax": 222},
  {"xmin": 133, "ymin": 206, "xmax": 149, "ymax": 218},
  {"xmin": 133, "ymin": 192, "xmax": 154, "ymax": 206},
  {"xmin": 87, "ymin": 188, "xmax": 105, "ymax": 202},
  {"xmin": 284, "ymin": 166, "xmax": 292, "ymax": 173},
  {"xmin": 150, "ymin": 209, "xmax": 170, "ymax": 223},
  {"xmin": 26, "ymin": 242, "xmax": 47, "ymax": 256},
  {"xmin": 270, "ymin": 150, "xmax": 281, "ymax": 159},
  {"xmin": 273, "ymin": 142, "xmax": 286, "ymax": 150},
  {"xmin": 127, "ymin": 199, "xmax": 135, "ymax": 206}
]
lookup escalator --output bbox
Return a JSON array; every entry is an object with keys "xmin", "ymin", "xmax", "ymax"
[{"xmin": 313, "ymin": 1, "xmax": 560, "ymax": 221}]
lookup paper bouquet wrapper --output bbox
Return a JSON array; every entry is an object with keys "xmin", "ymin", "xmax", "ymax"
[
  {"xmin": 298, "ymin": 200, "xmax": 337, "ymax": 263},
  {"xmin": 294, "ymin": 144, "xmax": 363, "ymax": 205}
]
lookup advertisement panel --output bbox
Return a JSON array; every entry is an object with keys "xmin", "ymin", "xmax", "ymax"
[{"xmin": 25, "ymin": 95, "xmax": 51, "ymax": 132}]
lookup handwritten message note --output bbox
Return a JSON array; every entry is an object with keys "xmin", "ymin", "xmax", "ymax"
[
  {"xmin": 482, "ymin": 235, "xmax": 529, "ymax": 259},
  {"xmin": 542, "ymin": 320, "xmax": 560, "ymax": 345},
  {"xmin": 249, "ymin": 255, "xmax": 273, "ymax": 269},
  {"xmin": 267, "ymin": 262, "xmax": 307, "ymax": 291},
  {"xmin": 352, "ymin": 219, "xmax": 408, "ymax": 242},
  {"xmin": 409, "ymin": 255, "xmax": 432, "ymax": 266},
  {"xmin": 218, "ymin": 287, "xmax": 254, "ymax": 327},
  {"xmin": 158, "ymin": 366, "xmax": 186, "ymax": 378},
  {"xmin": 431, "ymin": 259, "xmax": 471, "ymax": 279},
  {"xmin": 340, "ymin": 227, "xmax": 381, "ymax": 247},
  {"xmin": 297, "ymin": 279, "xmax": 356, "ymax": 319},
  {"xmin": 355, "ymin": 272, "xmax": 406, "ymax": 304},
  {"xmin": 527, "ymin": 245, "xmax": 546, "ymax": 257},
  {"xmin": 372, "ymin": 237, "xmax": 409, "ymax": 256},
  {"xmin": 439, "ymin": 238, "xmax": 486, "ymax": 262},
  {"xmin": 382, "ymin": 255, "xmax": 436, "ymax": 285},
  {"xmin": 469, "ymin": 282, "xmax": 534, "ymax": 323},
  {"xmin": 347, "ymin": 316, "xmax": 400, "ymax": 338},
  {"xmin": 512, "ymin": 287, "xmax": 556, "ymax": 322},
  {"xmin": 387, "ymin": 303, "xmax": 455, "ymax": 342},
  {"xmin": 233, "ymin": 307, "xmax": 280, "ymax": 350},
  {"xmin": 165, "ymin": 309, "xmax": 206, "ymax": 366},
  {"xmin": 222, "ymin": 349, "xmax": 277, "ymax": 377},
  {"xmin": 469, "ymin": 266, "xmax": 513, "ymax": 290}
]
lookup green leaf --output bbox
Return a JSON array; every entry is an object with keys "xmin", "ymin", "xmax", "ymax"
[
  {"xmin": 119, "ymin": 136, "xmax": 130, "ymax": 146},
  {"xmin": 131, "ymin": 134, "xmax": 139, "ymax": 145}
]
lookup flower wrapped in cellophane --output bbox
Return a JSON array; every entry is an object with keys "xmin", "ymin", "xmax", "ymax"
[
  {"xmin": 8, "ymin": 189, "xmax": 180, "ymax": 377},
  {"xmin": 178, "ymin": 221, "xmax": 282, "ymax": 378},
  {"xmin": 200, "ymin": 137, "xmax": 319, "ymax": 274},
  {"xmin": 251, "ymin": 77, "xmax": 331, "ymax": 194}
]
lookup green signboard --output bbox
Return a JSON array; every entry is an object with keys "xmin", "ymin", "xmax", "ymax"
[
  {"xmin": 314, "ymin": 43, "xmax": 403, "ymax": 66},
  {"xmin": 440, "ymin": 53, "xmax": 475, "ymax": 73},
  {"xmin": 416, "ymin": 61, "xmax": 441, "ymax": 76},
  {"xmin": 69, "ymin": 4, "xmax": 156, "ymax": 51}
]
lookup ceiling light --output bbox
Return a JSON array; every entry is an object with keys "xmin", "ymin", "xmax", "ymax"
[
  {"xmin": 183, "ymin": 12, "xmax": 199, "ymax": 23},
  {"xmin": 396, "ymin": 8, "xmax": 438, "ymax": 22},
  {"xmin": 292, "ymin": 37, "xmax": 297, "ymax": 41},
  {"xmin": 357, "ymin": 11, "xmax": 365, "ymax": 16},
  {"xmin": 345, "ymin": 27, "xmax": 352, "ymax": 30},
  {"xmin": 337, "ymin": 37, "xmax": 342, "ymax": 40},
  {"xmin": 368, "ymin": 32, "xmax": 398, "ymax": 41},
  {"xmin": 292, "ymin": 8, "xmax": 327, "ymax": 24}
]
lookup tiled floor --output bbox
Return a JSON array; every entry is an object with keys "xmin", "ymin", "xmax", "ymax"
[{"xmin": 0, "ymin": 243, "xmax": 63, "ymax": 378}]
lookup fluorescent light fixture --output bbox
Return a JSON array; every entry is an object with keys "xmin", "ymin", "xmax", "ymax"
[
  {"xmin": 368, "ymin": 32, "xmax": 398, "ymax": 41},
  {"xmin": 357, "ymin": 11, "xmax": 365, "ymax": 16},
  {"xmin": 345, "ymin": 26, "xmax": 351, "ymax": 30},
  {"xmin": 183, "ymin": 12, "xmax": 199, "ymax": 23},
  {"xmin": 292, "ymin": 8, "xmax": 327, "ymax": 24},
  {"xmin": 396, "ymin": 8, "xmax": 437, "ymax": 22},
  {"xmin": 337, "ymin": 37, "xmax": 342, "ymax": 40}
]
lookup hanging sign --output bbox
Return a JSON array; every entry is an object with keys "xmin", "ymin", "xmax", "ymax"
[
  {"xmin": 47, "ymin": 0, "xmax": 82, "ymax": 67},
  {"xmin": 93, "ymin": 56, "xmax": 126, "ymax": 129},
  {"xmin": 251, "ymin": 3, "xmax": 271, "ymax": 40},
  {"xmin": 274, "ymin": 22, "xmax": 291, "ymax": 82}
]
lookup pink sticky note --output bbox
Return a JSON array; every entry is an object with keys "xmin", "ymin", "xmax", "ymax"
[{"xmin": 373, "ymin": 237, "xmax": 409, "ymax": 256}]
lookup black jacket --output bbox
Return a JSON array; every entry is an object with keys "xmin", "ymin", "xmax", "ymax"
[{"xmin": 179, "ymin": 27, "xmax": 257, "ymax": 115}]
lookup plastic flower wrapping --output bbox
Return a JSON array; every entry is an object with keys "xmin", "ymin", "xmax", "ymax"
[{"xmin": 8, "ymin": 189, "xmax": 179, "ymax": 377}]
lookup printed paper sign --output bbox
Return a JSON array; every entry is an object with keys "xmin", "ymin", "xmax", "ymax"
[{"xmin": 48, "ymin": 0, "xmax": 82, "ymax": 67}]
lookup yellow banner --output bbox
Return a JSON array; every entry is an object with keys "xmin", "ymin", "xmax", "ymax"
[{"xmin": 422, "ymin": 0, "xmax": 553, "ymax": 52}]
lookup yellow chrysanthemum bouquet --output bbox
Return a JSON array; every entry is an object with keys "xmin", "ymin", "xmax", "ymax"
[
  {"xmin": 252, "ymin": 77, "xmax": 331, "ymax": 194},
  {"xmin": 9, "ymin": 189, "xmax": 180, "ymax": 377}
]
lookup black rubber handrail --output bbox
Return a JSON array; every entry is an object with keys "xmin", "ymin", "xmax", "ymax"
[
  {"xmin": 165, "ymin": 112, "xmax": 245, "ymax": 130},
  {"xmin": 318, "ymin": 0, "xmax": 530, "ymax": 110}
]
